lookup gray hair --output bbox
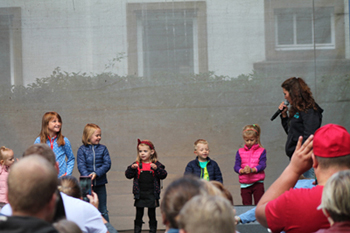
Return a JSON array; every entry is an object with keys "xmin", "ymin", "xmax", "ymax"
[
  {"xmin": 178, "ymin": 195, "xmax": 236, "ymax": 233},
  {"xmin": 320, "ymin": 170, "xmax": 350, "ymax": 222}
]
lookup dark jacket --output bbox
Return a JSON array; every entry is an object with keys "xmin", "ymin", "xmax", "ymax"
[
  {"xmin": 125, "ymin": 161, "xmax": 167, "ymax": 200},
  {"xmin": 77, "ymin": 144, "xmax": 111, "ymax": 186},
  {"xmin": 184, "ymin": 156, "xmax": 223, "ymax": 183},
  {"xmin": 281, "ymin": 103, "xmax": 323, "ymax": 158}
]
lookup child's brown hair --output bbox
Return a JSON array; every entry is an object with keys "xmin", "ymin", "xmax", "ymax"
[
  {"xmin": 136, "ymin": 139, "xmax": 158, "ymax": 164},
  {"xmin": 39, "ymin": 112, "xmax": 65, "ymax": 146}
]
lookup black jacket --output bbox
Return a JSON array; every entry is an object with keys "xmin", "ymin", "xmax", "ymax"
[{"xmin": 281, "ymin": 103, "xmax": 323, "ymax": 158}]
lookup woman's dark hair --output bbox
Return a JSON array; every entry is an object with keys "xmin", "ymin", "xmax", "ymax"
[{"xmin": 281, "ymin": 77, "xmax": 317, "ymax": 117}]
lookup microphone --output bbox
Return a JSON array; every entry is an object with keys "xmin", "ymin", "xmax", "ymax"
[{"xmin": 270, "ymin": 100, "xmax": 289, "ymax": 121}]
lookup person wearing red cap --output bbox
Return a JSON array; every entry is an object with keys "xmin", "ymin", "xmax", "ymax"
[{"xmin": 256, "ymin": 124, "xmax": 350, "ymax": 233}]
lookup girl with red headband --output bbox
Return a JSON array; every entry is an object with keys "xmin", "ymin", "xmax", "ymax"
[
  {"xmin": 234, "ymin": 124, "xmax": 267, "ymax": 205},
  {"xmin": 125, "ymin": 139, "xmax": 167, "ymax": 233}
]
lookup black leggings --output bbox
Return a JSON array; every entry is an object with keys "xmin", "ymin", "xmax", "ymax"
[{"xmin": 135, "ymin": 207, "xmax": 156, "ymax": 223}]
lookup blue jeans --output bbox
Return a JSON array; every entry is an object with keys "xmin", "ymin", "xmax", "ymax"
[
  {"xmin": 303, "ymin": 167, "xmax": 315, "ymax": 179},
  {"xmin": 93, "ymin": 184, "xmax": 109, "ymax": 222}
]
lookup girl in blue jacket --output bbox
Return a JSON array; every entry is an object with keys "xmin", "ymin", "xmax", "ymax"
[{"xmin": 77, "ymin": 123, "xmax": 111, "ymax": 222}]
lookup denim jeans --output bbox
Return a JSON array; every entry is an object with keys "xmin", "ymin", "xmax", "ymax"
[
  {"xmin": 303, "ymin": 167, "xmax": 315, "ymax": 179},
  {"xmin": 93, "ymin": 184, "xmax": 109, "ymax": 222}
]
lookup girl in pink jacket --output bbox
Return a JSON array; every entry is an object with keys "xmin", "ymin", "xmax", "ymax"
[
  {"xmin": 0, "ymin": 146, "xmax": 15, "ymax": 207},
  {"xmin": 234, "ymin": 124, "xmax": 266, "ymax": 205}
]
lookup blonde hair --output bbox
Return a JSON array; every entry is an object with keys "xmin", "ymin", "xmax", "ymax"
[
  {"xmin": 82, "ymin": 123, "xmax": 101, "ymax": 146},
  {"xmin": 136, "ymin": 139, "xmax": 158, "ymax": 164},
  {"xmin": 0, "ymin": 146, "xmax": 12, "ymax": 160},
  {"xmin": 194, "ymin": 139, "xmax": 209, "ymax": 151},
  {"xmin": 320, "ymin": 170, "xmax": 350, "ymax": 222},
  {"xmin": 38, "ymin": 112, "xmax": 65, "ymax": 146},
  {"xmin": 58, "ymin": 176, "xmax": 82, "ymax": 199},
  {"xmin": 242, "ymin": 124, "xmax": 262, "ymax": 147},
  {"xmin": 178, "ymin": 195, "xmax": 236, "ymax": 233}
]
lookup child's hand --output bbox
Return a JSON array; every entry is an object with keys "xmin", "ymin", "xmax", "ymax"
[
  {"xmin": 150, "ymin": 163, "xmax": 157, "ymax": 170},
  {"xmin": 243, "ymin": 165, "xmax": 251, "ymax": 174},
  {"xmin": 89, "ymin": 172, "xmax": 97, "ymax": 181},
  {"xmin": 131, "ymin": 163, "xmax": 138, "ymax": 169}
]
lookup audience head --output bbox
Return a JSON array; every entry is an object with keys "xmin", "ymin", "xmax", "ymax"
[
  {"xmin": 7, "ymin": 155, "xmax": 58, "ymax": 222},
  {"xmin": 319, "ymin": 170, "xmax": 350, "ymax": 224},
  {"xmin": 210, "ymin": 180, "xmax": 234, "ymax": 205},
  {"xmin": 178, "ymin": 195, "xmax": 236, "ymax": 233},
  {"xmin": 0, "ymin": 146, "xmax": 15, "ymax": 168},
  {"xmin": 160, "ymin": 176, "xmax": 207, "ymax": 229},
  {"xmin": 58, "ymin": 176, "xmax": 82, "ymax": 199},
  {"xmin": 54, "ymin": 219, "xmax": 82, "ymax": 233},
  {"xmin": 313, "ymin": 124, "xmax": 350, "ymax": 170},
  {"xmin": 23, "ymin": 143, "xmax": 57, "ymax": 166}
]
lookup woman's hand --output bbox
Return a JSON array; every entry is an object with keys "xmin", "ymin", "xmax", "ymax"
[{"xmin": 279, "ymin": 101, "xmax": 288, "ymax": 118}]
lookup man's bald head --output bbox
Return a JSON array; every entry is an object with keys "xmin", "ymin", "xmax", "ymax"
[{"xmin": 8, "ymin": 155, "xmax": 57, "ymax": 216}]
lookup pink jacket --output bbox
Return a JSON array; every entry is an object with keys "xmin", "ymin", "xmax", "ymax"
[
  {"xmin": 0, "ymin": 165, "xmax": 9, "ymax": 203},
  {"xmin": 237, "ymin": 144, "xmax": 266, "ymax": 184}
]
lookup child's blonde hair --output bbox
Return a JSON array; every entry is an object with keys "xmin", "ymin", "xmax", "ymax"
[
  {"xmin": 82, "ymin": 123, "xmax": 101, "ymax": 146},
  {"xmin": 39, "ymin": 112, "xmax": 65, "ymax": 146},
  {"xmin": 0, "ymin": 146, "xmax": 12, "ymax": 161},
  {"xmin": 136, "ymin": 139, "xmax": 158, "ymax": 164},
  {"xmin": 194, "ymin": 139, "xmax": 209, "ymax": 151},
  {"xmin": 242, "ymin": 124, "xmax": 262, "ymax": 147}
]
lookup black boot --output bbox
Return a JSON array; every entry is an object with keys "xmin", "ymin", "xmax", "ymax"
[
  {"xmin": 134, "ymin": 220, "xmax": 143, "ymax": 233},
  {"xmin": 149, "ymin": 220, "xmax": 157, "ymax": 233}
]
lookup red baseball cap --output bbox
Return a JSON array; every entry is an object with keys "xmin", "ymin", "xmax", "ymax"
[{"xmin": 313, "ymin": 124, "xmax": 350, "ymax": 158}]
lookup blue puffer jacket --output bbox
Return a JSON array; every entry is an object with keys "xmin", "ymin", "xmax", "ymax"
[
  {"xmin": 184, "ymin": 156, "xmax": 223, "ymax": 183},
  {"xmin": 77, "ymin": 144, "xmax": 111, "ymax": 186}
]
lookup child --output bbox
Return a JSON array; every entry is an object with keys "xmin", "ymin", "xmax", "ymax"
[
  {"xmin": 234, "ymin": 124, "xmax": 266, "ymax": 205},
  {"xmin": 35, "ymin": 111, "xmax": 75, "ymax": 177},
  {"xmin": 0, "ymin": 146, "xmax": 15, "ymax": 208},
  {"xmin": 184, "ymin": 139, "xmax": 223, "ymax": 183},
  {"xmin": 125, "ymin": 139, "xmax": 167, "ymax": 233},
  {"xmin": 77, "ymin": 123, "xmax": 111, "ymax": 222}
]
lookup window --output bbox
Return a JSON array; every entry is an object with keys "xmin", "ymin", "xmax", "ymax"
[
  {"xmin": 0, "ymin": 7, "xmax": 23, "ymax": 86},
  {"xmin": 127, "ymin": 2, "xmax": 208, "ymax": 78},
  {"xmin": 275, "ymin": 7, "xmax": 334, "ymax": 50}
]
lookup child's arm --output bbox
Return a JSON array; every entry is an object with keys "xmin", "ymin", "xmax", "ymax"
[
  {"xmin": 77, "ymin": 147, "xmax": 90, "ymax": 176},
  {"xmin": 252, "ymin": 149, "xmax": 267, "ymax": 173},
  {"xmin": 213, "ymin": 162, "xmax": 223, "ymax": 183},
  {"xmin": 64, "ymin": 137, "xmax": 75, "ymax": 176},
  {"xmin": 153, "ymin": 162, "xmax": 167, "ymax": 180},
  {"xmin": 233, "ymin": 151, "xmax": 243, "ymax": 174},
  {"xmin": 125, "ymin": 163, "xmax": 138, "ymax": 179},
  {"xmin": 94, "ymin": 147, "xmax": 112, "ymax": 178},
  {"xmin": 184, "ymin": 161, "xmax": 195, "ymax": 175},
  {"xmin": 34, "ymin": 137, "xmax": 41, "ymax": 144}
]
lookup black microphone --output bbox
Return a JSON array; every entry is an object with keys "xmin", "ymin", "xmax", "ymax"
[{"xmin": 270, "ymin": 100, "xmax": 289, "ymax": 121}]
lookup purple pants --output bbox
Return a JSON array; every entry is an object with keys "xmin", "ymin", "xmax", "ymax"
[{"xmin": 241, "ymin": 182, "xmax": 264, "ymax": 205}]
